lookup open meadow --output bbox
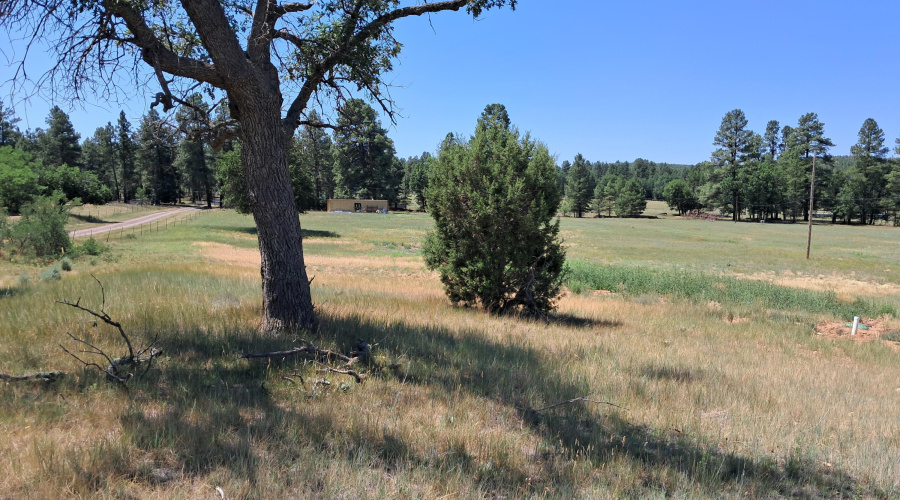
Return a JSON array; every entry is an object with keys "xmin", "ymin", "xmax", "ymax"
[{"xmin": 1, "ymin": 204, "xmax": 899, "ymax": 499}]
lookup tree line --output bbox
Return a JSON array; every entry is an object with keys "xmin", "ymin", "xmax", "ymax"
[
  {"xmin": 0, "ymin": 97, "xmax": 436, "ymax": 215},
  {"xmin": 552, "ymin": 110, "xmax": 900, "ymax": 225},
  {"xmin": 4, "ymin": 101, "xmax": 899, "ymax": 227},
  {"xmin": 672, "ymin": 110, "xmax": 900, "ymax": 225}
]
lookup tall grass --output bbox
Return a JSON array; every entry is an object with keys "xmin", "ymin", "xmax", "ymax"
[
  {"xmin": 1, "ymin": 210, "xmax": 899, "ymax": 498},
  {"xmin": 566, "ymin": 259, "xmax": 897, "ymax": 318}
]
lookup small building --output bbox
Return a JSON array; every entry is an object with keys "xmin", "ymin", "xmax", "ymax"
[{"xmin": 327, "ymin": 199, "xmax": 389, "ymax": 213}]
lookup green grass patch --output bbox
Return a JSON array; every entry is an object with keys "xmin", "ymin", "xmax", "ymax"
[{"xmin": 566, "ymin": 259, "xmax": 897, "ymax": 318}]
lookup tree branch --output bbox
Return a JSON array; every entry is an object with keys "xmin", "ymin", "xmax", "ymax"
[
  {"xmin": 239, "ymin": 342, "xmax": 356, "ymax": 364},
  {"xmin": 282, "ymin": 0, "xmax": 469, "ymax": 133},
  {"xmin": 314, "ymin": 360, "xmax": 364, "ymax": 383},
  {"xmin": 179, "ymin": 0, "xmax": 254, "ymax": 88},
  {"xmin": 102, "ymin": 0, "xmax": 225, "ymax": 87}
]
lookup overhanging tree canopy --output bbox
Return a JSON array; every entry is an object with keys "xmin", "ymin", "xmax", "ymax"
[{"xmin": 1, "ymin": 0, "xmax": 515, "ymax": 333}]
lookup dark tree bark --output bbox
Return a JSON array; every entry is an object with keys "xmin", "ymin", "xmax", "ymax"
[{"xmin": 237, "ymin": 93, "xmax": 315, "ymax": 331}]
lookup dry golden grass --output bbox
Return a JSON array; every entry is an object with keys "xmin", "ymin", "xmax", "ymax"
[{"xmin": 1, "ymin": 210, "xmax": 898, "ymax": 499}]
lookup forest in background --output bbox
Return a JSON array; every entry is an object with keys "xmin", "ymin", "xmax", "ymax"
[{"xmin": 2, "ymin": 101, "xmax": 899, "ymax": 226}]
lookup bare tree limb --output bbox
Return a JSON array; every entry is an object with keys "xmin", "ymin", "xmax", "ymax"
[
  {"xmin": 103, "ymin": 0, "xmax": 225, "ymax": 87},
  {"xmin": 56, "ymin": 274, "xmax": 134, "ymax": 360},
  {"xmin": 239, "ymin": 342, "xmax": 356, "ymax": 364},
  {"xmin": 314, "ymin": 360, "xmax": 363, "ymax": 383},
  {"xmin": 57, "ymin": 277, "xmax": 162, "ymax": 388}
]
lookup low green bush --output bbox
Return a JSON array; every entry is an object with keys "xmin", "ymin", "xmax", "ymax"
[
  {"xmin": 40, "ymin": 266, "xmax": 62, "ymax": 281},
  {"xmin": 7, "ymin": 192, "xmax": 71, "ymax": 258},
  {"xmin": 60, "ymin": 256, "xmax": 73, "ymax": 271},
  {"xmin": 76, "ymin": 237, "xmax": 105, "ymax": 256}
]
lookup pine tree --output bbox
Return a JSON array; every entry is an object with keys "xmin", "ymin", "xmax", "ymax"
[
  {"xmin": 332, "ymin": 99, "xmax": 398, "ymax": 202},
  {"xmin": 780, "ymin": 113, "xmax": 833, "ymax": 222},
  {"xmin": 564, "ymin": 153, "xmax": 593, "ymax": 217},
  {"xmin": 0, "ymin": 103, "xmax": 21, "ymax": 147},
  {"xmin": 615, "ymin": 178, "xmax": 647, "ymax": 217},
  {"xmin": 136, "ymin": 109, "xmax": 179, "ymax": 204},
  {"xmin": 116, "ymin": 111, "xmax": 137, "ymax": 202},
  {"xmin": 849, "ymin": 118, "xmax": 890, "ymax": 224},
  {"xmin": 709, "ymin": 109, "xmax": 754, "ymax": 221},
  {"xmin": 37, "ymin": 106, "xmax": 81, "ymax": 168},
  {"xmin": 423, "ymin": 104, "xmax": 564, "ymax": 316},
  {"xmin": 175, "ymin": 95, "xmax": 214, "ymax": 207},
  {"xmin": 402, "ymin": 152, "xmax": 435, "ymax": 210},
  {"xmin": 593, "ymin": 174, "xmax": 622, "ymax": 218},
  {"xmin": 763, "ymin": 120, "xmax": 782, "ymax": 161},
  {"xmin": 294, "ymin": 109, "xmax": 334, "ymax": 209}
]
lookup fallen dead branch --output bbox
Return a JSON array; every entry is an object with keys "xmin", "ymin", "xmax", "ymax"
[
  {"xmin": 314, "ymin": 360, "xmax": 364, "ymax": 383},
  {"xmin": 241, "ymin": 339, "xmax": 388, "ymax": 385},
  {"xmin": 0, "ymin": 371, "xmax": 64, "ymax": 383},
  {"xmin": 282, "ymin": 373, "xmax": 305, "ymax": 385},
  {"xmin": 57, "ymin": 275, "xmax": 162, "ymax": 388},
  {"xmin": 239, "ymin": 341, "xmax": 356, "ymax": 364}
]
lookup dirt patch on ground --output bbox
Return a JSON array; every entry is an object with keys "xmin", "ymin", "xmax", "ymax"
[
  {"xmin": 735, "ymin": 271, "xmax": 900, "ymax": 298},
  {"xmin": 814, "ymin": 317, "xmax": 899, "ymax": 344},
  {"xmin": 194, "ymin": 241, "xmax": 425, "ymax": 272},
  {"xmin": 195, "ymin": 242, "xmax": 260, "ymax": 267}
]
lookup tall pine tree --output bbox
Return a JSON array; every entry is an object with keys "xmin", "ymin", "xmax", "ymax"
[
  {"xmin": 332, "ymin": 99, "xmax": 398, "ymax": 203},
  {"xmin": 564, "ymin": 153, "xmax": 593, "ymax": 217}
]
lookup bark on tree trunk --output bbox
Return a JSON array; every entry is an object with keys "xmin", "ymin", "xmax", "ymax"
[{"xmin": 240, "ymin": 97, "xmax": 315, "ymax": 333}]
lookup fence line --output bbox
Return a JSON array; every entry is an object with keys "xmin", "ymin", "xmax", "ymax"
[{"xmin": 71, "ymin": 208, "xmax": 211, "ymax": 244}]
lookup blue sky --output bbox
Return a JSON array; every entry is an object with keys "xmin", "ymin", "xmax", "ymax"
[{"xmin": 3, "ymin": 0, "xmax": 900, "ymax": 165}]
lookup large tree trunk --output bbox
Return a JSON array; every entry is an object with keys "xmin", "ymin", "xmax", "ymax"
[{"xmin": 239, "ymin": 96, "xmax": 315, "ymax": 333}]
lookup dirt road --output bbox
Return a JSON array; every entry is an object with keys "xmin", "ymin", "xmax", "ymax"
[{"xmin": 69, "ymin": 207, "xmax": 201, "ymax": 238}]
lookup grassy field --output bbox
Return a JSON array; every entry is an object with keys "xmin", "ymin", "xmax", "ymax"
[{"xmin": 1, "ymin": 205, "xmax": 899, "ymax": 498}]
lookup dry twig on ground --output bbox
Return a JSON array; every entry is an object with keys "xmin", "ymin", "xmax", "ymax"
[{"xmin": 57, "ymin": 275, "xmax": 162, "ymax": 388}]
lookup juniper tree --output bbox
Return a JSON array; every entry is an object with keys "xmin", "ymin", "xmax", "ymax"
[{"xmin": 423, "ymin": 104, "xmax": 564, "ymax": 317}]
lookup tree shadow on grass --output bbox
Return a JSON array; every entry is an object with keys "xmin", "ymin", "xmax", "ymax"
[
  {"xmin": 233, "ymin": 227, "xmax": 340, "ymax": 239},
  {"xmin": 0, "ymin": 286, "xmax": 24, "ymax": 300},
  {"xmin": 95, "ymin": 311, "xmax": 877, "ymax": 497},
  {"xmin": 314, "ymin": 312, "xmax": 872, "ymax": 498},
  {"xmin": 546, "ymin": 312, "xmax": 622, "ymax": 329},
  {"xmin": 69, "ymin": 213, "xmax": 111, "ymax": 224}
]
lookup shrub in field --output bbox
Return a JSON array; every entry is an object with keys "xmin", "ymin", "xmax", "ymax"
[
  {"xmin": 40, "ymin": 266, "xmax": 62, "ymax": 281},
  {"xmin": 424, "ymin": 104, "xmax": 565, "ymax": 316},
  {"xmin": 8, "ymin": 192, "xmax": 71, "ymax": 258},
  {"xmin": 76, "ymin": 237, "xmax": 105, "ymax": 257},
  {"xmin": 60, "ymin": 256, "xmax": 72, "ymax": 271}
]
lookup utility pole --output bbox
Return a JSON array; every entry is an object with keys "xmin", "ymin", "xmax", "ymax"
[{"xmin": 806, "ymin": 151, "xmax": 817, "ymax": 259}]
